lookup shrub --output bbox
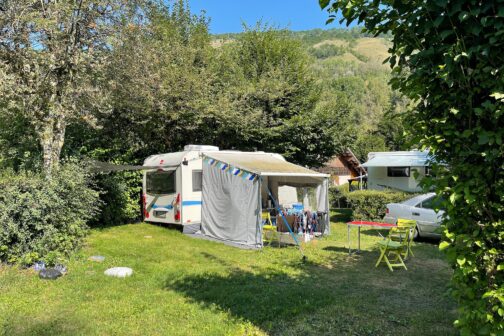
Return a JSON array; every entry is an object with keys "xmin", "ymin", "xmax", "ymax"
[
  {"xmin": 0, "ymin": 163, "xmax": 100, "ymax": 266},
  {"xmin": 329, "ymin": 184, "xmax": 350, "ymax": 208},
  {"xmin": 91, "ymin": 171, "xmax": 142, "ymax": 227},
  {"xmin": 330, "ymin": 187, "xmax": 415, "ymax": 221},
  {"xmin": 309, "ymin": 43, "xmax": 345, "ymax": 59}
]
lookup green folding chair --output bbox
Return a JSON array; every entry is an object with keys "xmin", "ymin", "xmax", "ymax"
[{"xmin": 375, "ymin": 227, "xmax": 409, "ymax": 272}]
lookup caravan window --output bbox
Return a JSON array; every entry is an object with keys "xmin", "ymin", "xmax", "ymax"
[
  {"xmin": 387, "ymin": 167, "xmax": 410, "ymax": 177},
  {"xmin": 192, "ymin": 170, "xmax": 203, "ymax": 192},
  {"xmin": 146, "ymin": 170, "xmax": 176, "ymax": 194}
]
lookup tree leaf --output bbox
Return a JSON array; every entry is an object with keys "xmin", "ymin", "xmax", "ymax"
[
  {"xmin": 478, "ymin": 133, "xmax": 489, "ymax": 145},
  {"xmin": 490, "ymin": 92, "xmax": 504, "ymax": 101},
  {"xmin": 319, "ymin": 0, "xmax": 330, "ymax": 9}
]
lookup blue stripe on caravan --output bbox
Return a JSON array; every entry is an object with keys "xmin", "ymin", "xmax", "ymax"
[
  {"xmin": 151, "ymin": 201, "xmax": 201, "ymax": 209},
  {"xmin": 182, "ymin": 201, "xmax": 202, "ymax": 206}
]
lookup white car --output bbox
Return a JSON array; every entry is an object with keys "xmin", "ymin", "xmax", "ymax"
[{"xmin": 383, "ymin": 193, "xmax": 445, "ymax": 239}]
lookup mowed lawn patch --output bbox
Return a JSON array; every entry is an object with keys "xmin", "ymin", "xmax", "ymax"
[{"xmin": 0, "ymin": 221, "xmax": 456, "ymax": 335}]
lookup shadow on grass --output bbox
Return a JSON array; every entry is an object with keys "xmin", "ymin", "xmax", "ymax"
[
  {"xmin": 330, "ymin": 209, "xmax": 352, "ymax": 223},
  {"xmin": 163, "ymin": 251, "xmax": 403, "ymax": 335},
  {"xmin": 358, "ymin": 229, "xmax": 392, "ymax": 238},
  {"xmin": 164, "ymin": 261, "xmax": 335, "ymax": 334},
  {"xmin": 322, "ymin": 245, "xmax": 368, "ymax": 254},
  {"xmin": 357, "ymin": 230, "xmax": 441, "ymax": 246},
  {"xmin": 163, "ymin": 240, "xmax": 456, "ymax": 335},
  {"xmin": 415, "ymin": 235, "xmax": 441, "ymax": 245}
]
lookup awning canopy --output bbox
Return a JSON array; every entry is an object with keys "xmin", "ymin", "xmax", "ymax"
[
  {"xmin": 87, "ymin": 160, "xmax": 178, "ymax": 173},
  {"xmin": 362, "ymin": 155, "xmax": 429, "ymax": 167},
  {"xmin": 204, "ymin": 152, "xmax": 329, "ymax": 178}
]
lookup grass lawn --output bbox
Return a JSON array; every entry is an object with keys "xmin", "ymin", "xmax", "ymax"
[{"xmin": 0, "ymin": 216, "xmax": 456, "ymax": 335}]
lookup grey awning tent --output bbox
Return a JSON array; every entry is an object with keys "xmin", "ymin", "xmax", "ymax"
[{"xmin": 200, "ymin": 152, "xmax": 330, "ymax": 248}]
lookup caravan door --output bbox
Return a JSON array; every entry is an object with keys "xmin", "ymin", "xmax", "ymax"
[
  {"xmin": 180, "ymin": 158, "xmax": 203, "ymax": 225},
  {"xmin": 144, "ymin": 168, "xmax": 181, "ymax": 224}
]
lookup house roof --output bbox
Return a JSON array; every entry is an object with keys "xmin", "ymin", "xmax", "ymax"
[
  {"xmin": 339, "ymin": 148, "xmax": 366, "ymax": 175},
  {"xmin": 362, "ymin": 151, "xmax": 430, "ymax": 167},
  {"xmin": 204, "ymin": 152, "xmax": 329, "ymax": 178},
  {"xmin": 319, "ymin": 148, "xmax": 365, "ymax": 175}
]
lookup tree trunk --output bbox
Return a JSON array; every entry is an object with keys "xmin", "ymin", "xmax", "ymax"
[{"xmin": 40, "ymin": 114, "xmax": 66, "ymax": 177}]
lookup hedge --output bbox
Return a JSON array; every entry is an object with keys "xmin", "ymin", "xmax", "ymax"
[{"xmin": 330, "ymin": 186, "xmax": 416, "ymax": 221}]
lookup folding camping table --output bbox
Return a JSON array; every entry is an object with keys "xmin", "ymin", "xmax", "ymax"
[{"xmin": 347, "ymin": 221, "xmax": 395, "ymax": 254}]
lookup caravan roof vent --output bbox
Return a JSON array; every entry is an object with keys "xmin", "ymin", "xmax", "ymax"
[{"xmin": 184, "ymin": 144, "xmax": 219, "ymax": 152}]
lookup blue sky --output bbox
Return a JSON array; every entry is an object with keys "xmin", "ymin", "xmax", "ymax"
[{"xmin": 188, "ymin": 0, "xmax": 345, "ymax": 34}]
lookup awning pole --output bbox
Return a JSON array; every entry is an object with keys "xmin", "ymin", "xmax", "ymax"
[{"xmin": 261, "ymin": 177, "xmax": 305, "ymax": 260}]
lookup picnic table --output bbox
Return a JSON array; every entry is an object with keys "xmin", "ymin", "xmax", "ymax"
[{"xmin": 347, "ymin": 221, "xmax": 395, "ymax": 254}]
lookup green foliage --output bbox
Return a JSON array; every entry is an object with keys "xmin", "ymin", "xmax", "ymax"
[
  {"xmin": 0, "ymin": 102, "xmax": 40, "ymax": 171},
  {"xmin": 322, "ymin": 0, "xmax": 504, "ymax": 333},
  {"xmin": 215, "ymin": 27, "xmax": 372, "ymax": 46},
  {"xmin": 311, "ymin": 64, "xmax": 399, "ymax": 157},
  {"xmin": 348, "ymin": 49, "xmax": 369, "ymax": 63},
  {"xmin": 0, "ymin": 163, "xmax": 100, "ymax": 266},
  {"xmin": 375, "ymin": 106, "xmax": 409, "ymax": 151},
  {"xmin": 352, "ymin": 133, "xmax": 388, "ymax": 163},
  {"xmin": 331, "ymin": 188, "xmax": 413, "ymax": 221},
  {"xmin": 309, "ymin": 43, "xmax": 345, "ymax": 59},
  {"xmin": 329, "ymin": 184, "xmax": 350, "ymax": 208},
  {"xmin": 290, "ymin": 27, "xmax": 375, "ymax": 46},
  {"xmin": 213, "ymin": 24, "xmax": 341, "ymax": 166},
  {"xmin": 92, "ymin": 172, "xmax": 142, "ymax": 227}
]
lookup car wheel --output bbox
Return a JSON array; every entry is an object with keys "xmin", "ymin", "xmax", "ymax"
[{"xmin": 413, "ymin": 225, "xmax": 421, "ymax": 241}]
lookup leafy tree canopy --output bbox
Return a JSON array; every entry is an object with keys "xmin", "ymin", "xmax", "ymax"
[{"xmin": 0, "ymin": 0, "xmax": 144, "ymax": 175}]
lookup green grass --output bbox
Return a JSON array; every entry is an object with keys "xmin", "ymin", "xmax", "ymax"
[{"xmin": 0, "ymin": 220, "xmax": 456, "ymax": 336}]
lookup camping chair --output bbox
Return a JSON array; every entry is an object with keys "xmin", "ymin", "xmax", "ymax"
[
  {"xmin": 375, "ymin": 227, "xmax": 409, "ymax": 271},
  {"xmin": 262, "ymin": 210, "xmax": 273, "ymax": 226},
  {"xmin": 392, "ymin": 218, "xmax": 417, "ymax": 259},
  {"xmin": 262, "ymin": 211, "xmax": 281, "ymax": 247}
]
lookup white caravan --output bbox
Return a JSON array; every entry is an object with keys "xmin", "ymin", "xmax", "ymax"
[{"xmin": 142, "ymin": 145, "xmax": 219, "ymax": 233}]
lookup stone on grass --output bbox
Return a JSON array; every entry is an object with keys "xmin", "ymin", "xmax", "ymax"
[
  {"xmin": 54, "ymin": 264, "xmax": 67, "ymax": 274},
  {"xmin": 88, "ymin": 255, "xmax": 105, "ymax": 262},
  {"xmin": 33, "ymin": 261, "xmax": 46, "ymax": 271},
  {"xmin": 39, "ymin": 268, "xmax": 63, "ymax": 280},
  {"xmin": 144, "ymin": 235, "xmax": 152, "ymax": 239},
  {"xmin": 104, "ymin": 267, "xmax": 133, "ymax": 278}
]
